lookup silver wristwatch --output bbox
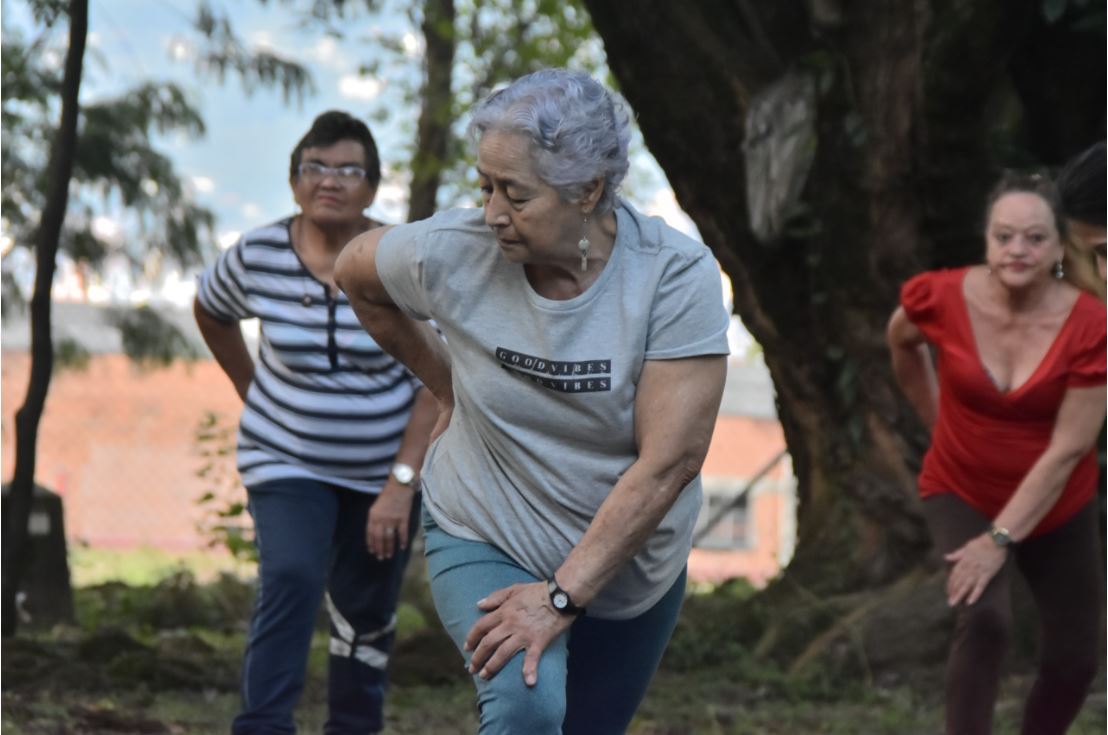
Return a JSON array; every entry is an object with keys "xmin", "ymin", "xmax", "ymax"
[
  {"xmin": 390, "ymin": 462, "xmax": 417, "ymax": 486},
  {"xmin": 988, "ymin": 523, "xmax": 1014, "ymax": 548}
]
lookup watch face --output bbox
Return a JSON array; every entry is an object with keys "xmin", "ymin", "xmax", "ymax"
[
  {"xmin": 392, "ymin": 464, "xmax": 415, "ymax": 484},
  {"xmin": 553, "ymin": 592, "xmax": 569, "ymax": 609}
]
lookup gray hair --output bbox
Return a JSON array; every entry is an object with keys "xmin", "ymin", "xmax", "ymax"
[{"xmin": 467, "ymin": 68, "xmax": 631, "ymax": 214}]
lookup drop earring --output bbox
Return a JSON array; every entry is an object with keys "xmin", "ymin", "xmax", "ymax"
[
  {"xmin": 1052, "ymin": 258, "xmax": 1064, "ymax": 279},
  {"xmin": 578, "ymin": 214, "xmax": 590, "ymax": 273}
]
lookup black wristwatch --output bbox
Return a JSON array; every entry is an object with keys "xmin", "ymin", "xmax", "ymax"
[{"xmin": 547, "ymin": 579, "xmax": 586, "ymax": 617}]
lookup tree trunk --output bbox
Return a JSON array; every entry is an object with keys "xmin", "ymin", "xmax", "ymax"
[
  {"xmin": 583, "ymin": 0, "xmax": 1099, "ymax": 670},
  {"xmin": 407, "ymin": 0, "xmax": 456, "ymax": 223},
  {"xmin": 3, "ymin": 0, "xmax": 88, "ymax": 638}
]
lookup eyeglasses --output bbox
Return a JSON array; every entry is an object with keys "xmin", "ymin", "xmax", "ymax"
[{"xmin": 297, "ymin": 161, "xmax": 368, "ymax": 185}]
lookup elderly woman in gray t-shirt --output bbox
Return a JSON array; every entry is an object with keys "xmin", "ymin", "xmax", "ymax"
[{"xmin": 335, "ymin": 68, "xmax": 730, "ymax": 734}]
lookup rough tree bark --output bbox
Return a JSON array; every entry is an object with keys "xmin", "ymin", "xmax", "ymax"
[
  {"xmin": 407, "ymin": 0, "xmax": 456, "ymax": 223},
  {"xmin": 583, "ymin": 0, "xmax": 1104, "ymax": 674},
  {"xmin": 3, "ymin": 0, "xmax": 88, "ymax": 638}
]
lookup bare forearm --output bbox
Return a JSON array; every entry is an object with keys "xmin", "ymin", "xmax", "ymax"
[
  {"xmin": 555, "ymin": 357, "xmax": 725, "ymax": 608},
  {"xmin": 392, "ymin": 387, "xmax": 439, "ymax": 471},
  {"xmin": 891, "ymin": 343, "xmax": 938, "ymax": 429},
  {"xmin": 994, "ymin": 448, "xmax": 1085, "ymax": 541},
  {"xmin": 554, "ymin": 460, "xmax": 690, "ymax": 607},
  {"xmin": 194, "ymin": 300, "xmax": 253, "ymax": 400}
]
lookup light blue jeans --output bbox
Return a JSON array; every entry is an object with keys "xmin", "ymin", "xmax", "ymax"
[{"xmin": 422, "ymin": 510, "xmax": 686, "ymax": 735}]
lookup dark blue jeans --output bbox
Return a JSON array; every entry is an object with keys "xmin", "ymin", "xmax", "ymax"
[{"xmin": 231, "ymin": 478, "xmax": 420, "ymax": 735}]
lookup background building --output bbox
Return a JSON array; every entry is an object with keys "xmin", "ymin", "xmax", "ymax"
[{"xmin": 2, "ymin": 302, "xmax": 796, "ymax": 586}]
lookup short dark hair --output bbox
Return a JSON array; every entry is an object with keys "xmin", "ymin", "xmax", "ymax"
[
  {"xmin": 1057, "ymin": 141, "xmax": 1106, "ymax": 227},
  {"xmin": 984, "ymin": 171, "xmax": 1068, "ymax": 241},
  {"xmin": 289, "ymin": 110, "xmax": 381, "ymax": 187}
]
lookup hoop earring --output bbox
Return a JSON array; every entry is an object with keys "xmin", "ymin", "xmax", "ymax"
[
  {"xmin": 1052, "ymin": 259, "xmax": 1064, "ymax": 280},
  {"xmin": 578, "ymin": 214, "xmax": 590, "ymax": 272}
]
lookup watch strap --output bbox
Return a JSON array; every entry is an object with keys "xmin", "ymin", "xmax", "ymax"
[{"xmin": 547, "ymin": 579, "xmax": 585, "ymax": 617}]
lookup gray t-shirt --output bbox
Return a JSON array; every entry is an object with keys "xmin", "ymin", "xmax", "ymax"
[{"xmin": 376, "ymin": 199, "xmax": 730, "ymax": 618}]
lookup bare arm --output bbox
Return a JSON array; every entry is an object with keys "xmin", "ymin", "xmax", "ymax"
[
  {"xmin": 193, "ymin": 298, "xmax": 254, "ymax": 401},
  {"xmin": 555, "ymin": 355, "xmax": 728, "ymax": 602},
  {"xmin": 945, "ymin": 384, "xmax": 1106, "ymax": 605},
  {"xmin": 886, "ymin": 306, "xmax": 938, "ymax": 430},
  {"xmin": 366, "ymin": 386, "xmax": 441, "ymax": 559},
  {"xmin": 464, "ymin": 355, "xmax": 727, "ymax": 685},
  {"xmin": 994, "ymin": 385, "xmax": 1107, "ymax": 539},
  {"xmin": 334, "ymin": 227, "xmax": 454, "ymax": 406}
]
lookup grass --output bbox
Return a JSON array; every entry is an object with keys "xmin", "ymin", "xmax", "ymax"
[
  {"xmin": 2, "ymin": 547, "xmax": 1104, "ymax": 734},
  {"xmin": 68, "ymin": 544, "xmax": 256, "ymax": 587}
]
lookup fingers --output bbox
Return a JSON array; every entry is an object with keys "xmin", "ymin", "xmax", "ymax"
[
  {"xmin": 521, "ymin": 645, "xmax": 542, "ymax": 687},
  {"xmin": 946, "ymin": 571, "xmax": 968, "ymax": 607},
  {"xmin": 467, "ymin": 626, "xmax": 512, "ymax": 677},
  {"xmin": 475, "ymin": 636, "xmax": 531, "ymax": 681},
  {"xmin": 365, "ymin": 491, "xmax": 413, "ymax": 559},
  {"xmin": 477, "ymin": 586, "xmax": 513, "ymax": 611},
  {"xmin": 965, "ymin": 577, "xmax": 988, "ymax": 606},
  {"xmin": 464, "ymin": 609, "xmax": 499, "ymax": 653},
  {"xmin": 366, "ymin": 518, "xmax": 403, "ymax": 559}
]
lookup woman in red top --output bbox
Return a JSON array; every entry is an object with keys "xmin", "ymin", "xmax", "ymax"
[{"xmin": 887, "ymin": 173, "xmax": 1106, "ymax": 735}]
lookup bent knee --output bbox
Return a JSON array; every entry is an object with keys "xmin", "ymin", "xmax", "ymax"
[
  {"xmin": 257, "ymin": 559, "xmax": 325, "ymax": 608},
  {"xmin": 955, "ymin": 603, "xmax": 1013, "ymax": 650},
  {"xmin": 477, "ymin": 675, "xmax": 566, "ymax": 735}
]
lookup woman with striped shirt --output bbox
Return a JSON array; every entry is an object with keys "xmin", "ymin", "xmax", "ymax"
[{"xmin": 194, "ymin": 110, "xmax": 437, "ymax": 734}]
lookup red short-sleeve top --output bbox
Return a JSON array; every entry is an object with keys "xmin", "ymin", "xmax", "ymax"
[{"xmin": 900, "ymin": 267, "xmax": 1106, "ymax": 535}]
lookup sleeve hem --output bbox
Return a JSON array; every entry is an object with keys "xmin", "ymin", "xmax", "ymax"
[{"xmin": 644, "ymin": 334, "xmax": 731, "ymax": 360}]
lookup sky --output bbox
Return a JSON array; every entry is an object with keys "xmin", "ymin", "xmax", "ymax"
[
  {"xmin": 2, "ymin": 0, "xmax": 752, "ymax": 355},
  {"xmin": 6, "ymin": 0, "xmax": 697, "ymax": 239}
]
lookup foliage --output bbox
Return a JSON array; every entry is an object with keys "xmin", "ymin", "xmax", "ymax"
[
  {"xmin": 280, "ymin": 0, "xmax": 606, "ymax": 215},
  {"xmin": 193, "ymin": 411, "xmax": 256, "ymax": 562},
  {"xmin": 1, "ymin": 32, "xmax": 213, "ymax": 276},
  {"xmin": 108, "ymin": 306, "xmax": 203, "ymax": 368},
  {"xmin": 181, "ymin": 1, "xmax": 316, "ymax": 106},
  {"xmin": 68, "ymin": 545, "xmax": 253, "ymax": 588},
  {"xmin": 53, "ymin": 336, "xmax": 90, "ymax": 372},
  {"xmin": 2, "ymin": 553, "xmax": 1105, "ymax": 733},
  {"xmin": 1, "ymin": 0, "xmax": 313, "ymax": 356}
]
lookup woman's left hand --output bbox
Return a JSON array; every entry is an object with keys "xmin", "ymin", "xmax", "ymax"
[
  {"xmin": 944, "ymin": 534, "xmax": 1008, "ymax": 606},
  {"xmin": 463, "ymin": 581, "xmax": 575, "ymax": 687},
  {"xmin": 366, "ymin": 480, "xmax": 415, "ymax": 559}
]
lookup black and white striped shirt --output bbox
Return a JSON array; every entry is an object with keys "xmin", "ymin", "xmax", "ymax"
[{"xmin": 196, "ymin": 217, "xmax": 419, "ymax": 494}]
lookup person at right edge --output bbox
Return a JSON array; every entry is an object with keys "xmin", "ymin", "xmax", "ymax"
[
  {"xmin": 886, "ymin": 172, "xmax": 1106, "ymax": 735},
  {"xmin": 334, "ymin": 68, "xmax": 730, "ymax": 734},
  {"xmin": 1057, "ymin": 141, "xmax": 1106, "ymax": 289}
]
